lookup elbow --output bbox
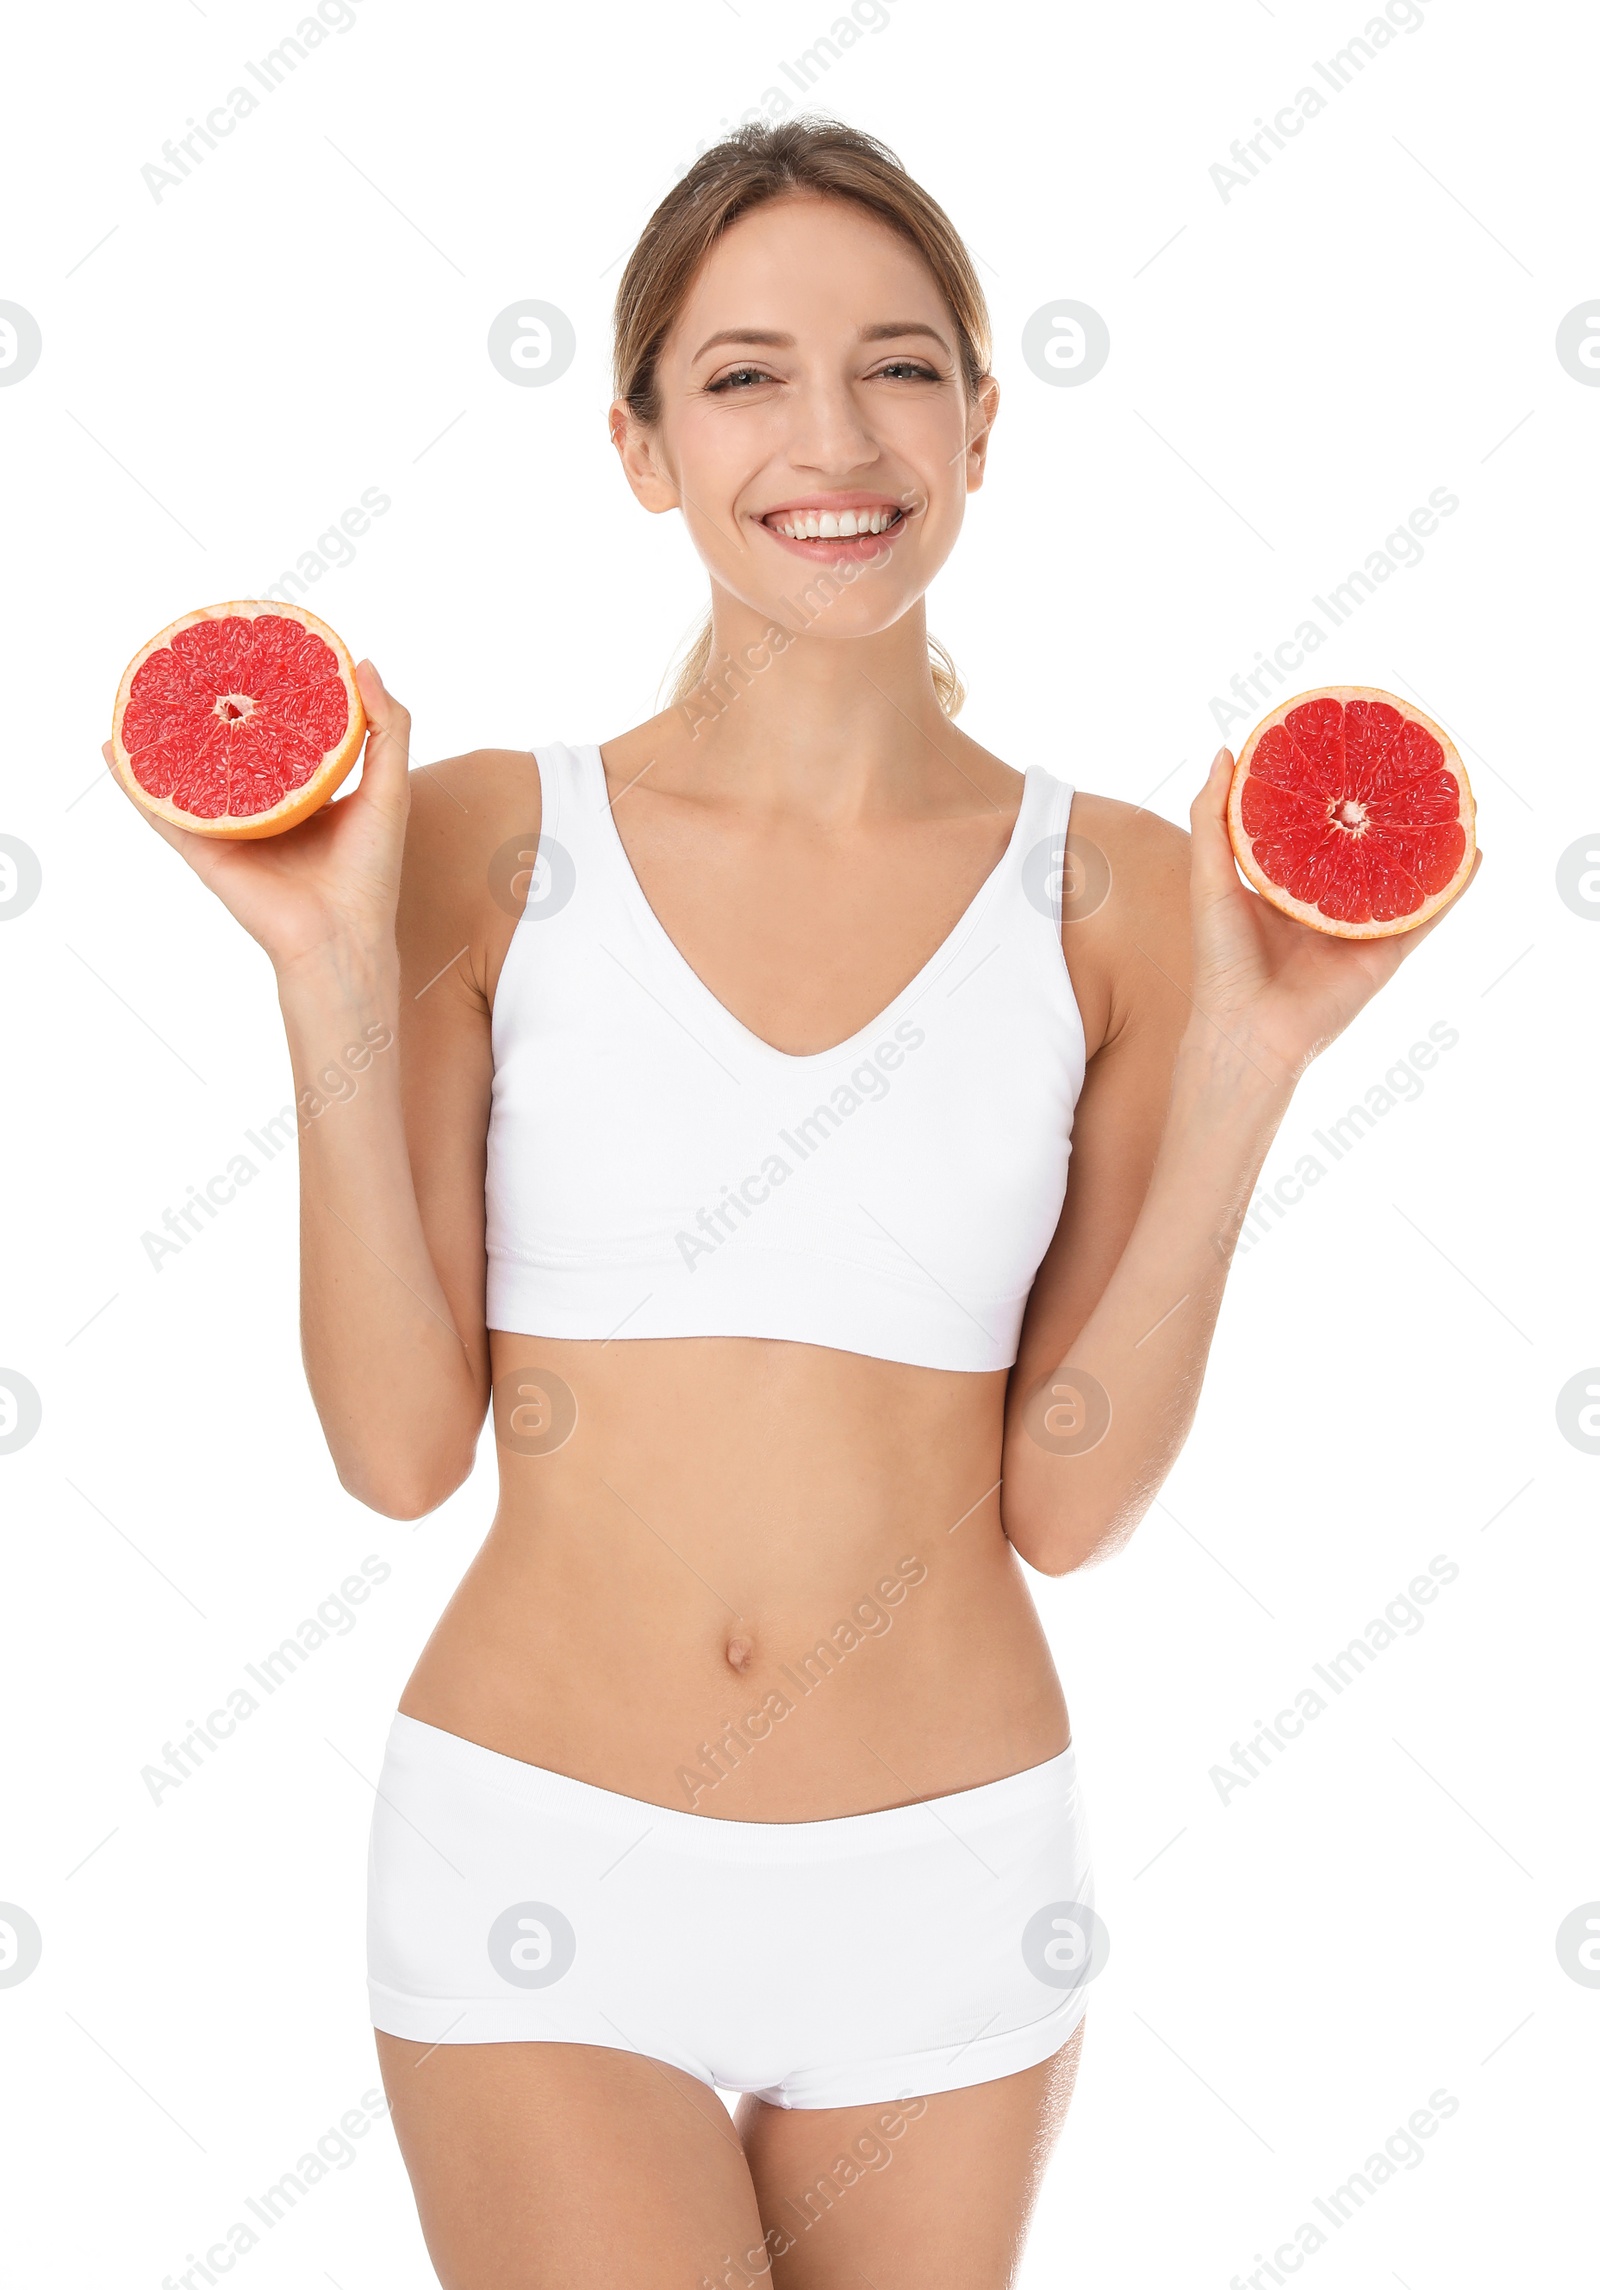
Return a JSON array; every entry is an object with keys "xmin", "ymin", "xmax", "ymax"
[
  {"xmin": 1001, "ymin": 1490, "xmax": 1137, "ymax": 1578},
  {"xmin": 1008, "ymin": 1526, "xmax": 1097, "ymax": 1579},
  {"xmin": 336, "ymin": 1445, "xmax": 477, "ymax": 1521},
  {"xmin": 322, "ymin": 1389, "xmax": 487, "ymax": 1520},
  {"xmin": 1002, "ymin": 1499, "xmax": 1087, "ymax": 1577},
  {"xmin": 1001, "ymin": 1433, "xmax": 1159, "ymax": 1575}
]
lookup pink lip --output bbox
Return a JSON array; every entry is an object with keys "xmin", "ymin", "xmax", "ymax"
[{"xmin": 755, "ymin": 495, "xmax": 914, "ymax": 565}]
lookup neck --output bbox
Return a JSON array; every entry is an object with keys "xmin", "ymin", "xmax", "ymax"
[{"xmin": 665, "ymin": 584, "xmax": 959, "ymax": 821}]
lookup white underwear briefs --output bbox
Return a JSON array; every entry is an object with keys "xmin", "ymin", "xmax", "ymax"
[{"xmin": 367, "ymin": 1711, "xmax": 1099, "ymax": 2111}]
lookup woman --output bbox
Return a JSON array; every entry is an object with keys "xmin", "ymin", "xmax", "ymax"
[{"xmin": 110, "ymin": 119, "xmax": 1474, "ymax": 2290}]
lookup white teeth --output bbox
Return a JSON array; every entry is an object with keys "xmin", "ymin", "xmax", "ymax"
[{"xmin": 769, "ymin": 508, "xmax": 901, "ymax": 539}]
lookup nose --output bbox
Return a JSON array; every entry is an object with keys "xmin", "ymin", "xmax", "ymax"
[{"xmin": 783, "ymin": 370, "xmax": 884, "ymax": 481}]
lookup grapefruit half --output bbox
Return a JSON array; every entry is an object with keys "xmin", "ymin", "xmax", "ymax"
[
  {"xmin": 111, "ymin": 601, "xmax": 366, "ymax": 840},
  {"xmin": 1227, "ymin": 686, "xmax": 1475, "ymax": 939}
]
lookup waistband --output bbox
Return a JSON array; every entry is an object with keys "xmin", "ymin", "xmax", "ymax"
[{"xmin": 382, "ymin": 1710, "xmax": 1080, "ymax": 1866}]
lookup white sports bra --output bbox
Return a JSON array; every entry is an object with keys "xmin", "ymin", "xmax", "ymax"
[{"xmin": 484, "ymin": 743, "xmax": 1088, "ymax": 1373}]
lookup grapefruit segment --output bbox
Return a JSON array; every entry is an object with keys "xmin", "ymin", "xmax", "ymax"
[
  {"xmin": 1227, "ymin": 686, "xmax": 1475, "ymax": 938},
  {"xmin": 110, "ymin": 601, "xmax": 366, "ymax": 839}
]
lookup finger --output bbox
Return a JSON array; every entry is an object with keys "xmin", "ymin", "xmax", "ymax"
[
  {"xmin": 352, "ymin": 660, "xmax": 412, "ymax": 807},
  {"xmin": 1188, "ymin": 747, "xmax": 1243, "ymax": 906}
]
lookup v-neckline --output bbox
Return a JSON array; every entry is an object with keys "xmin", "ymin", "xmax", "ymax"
[{"xmin": 586, "ymin": 745, "xmax": 1037, "ymax": 1067}]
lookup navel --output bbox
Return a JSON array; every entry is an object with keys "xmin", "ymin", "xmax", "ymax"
[{"xmin": 725, "ymin": 1633, "xmax": 754, "ymax": 1672}]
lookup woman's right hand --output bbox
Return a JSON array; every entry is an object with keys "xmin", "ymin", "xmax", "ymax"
[
  {"xmin": 101, "ymin": 659, "xmax": 412, "ymax": 982},
  {"xmin": 1185, "ymin": 743, "xmax": 1481, "ymax": 1087}
]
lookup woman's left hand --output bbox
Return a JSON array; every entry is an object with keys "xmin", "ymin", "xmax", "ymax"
[{"xmin": 1185, "ymin": 745, "xmax": 1483, "ymax": 1085}]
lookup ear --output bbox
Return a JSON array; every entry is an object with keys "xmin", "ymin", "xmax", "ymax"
[
  {"xmin": 963, "ymin": 374, "xmax": 1001, "ymax": 493},
  {"xmin": 609, "ymin": 400, "xmax": 680, "ymax": 515}
]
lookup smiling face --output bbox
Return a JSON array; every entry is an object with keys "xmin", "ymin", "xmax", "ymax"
[{"xmin": 612, "ymin": 193, "xmax": 998, "ymax": 650}]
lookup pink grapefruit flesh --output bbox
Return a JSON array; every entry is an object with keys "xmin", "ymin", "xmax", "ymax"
[
  {"xmin": 1227, "ymin": 686, "xmax": 1475, "ymax": 938},
  {"xmin": 111, "ymin": 601, "xmax": 366, "ymax": 839}
]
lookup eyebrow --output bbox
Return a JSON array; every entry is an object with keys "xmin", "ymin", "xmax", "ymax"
[{"xmin": 690, "ymin": 321, "xmax": 953, "ymax": 364}]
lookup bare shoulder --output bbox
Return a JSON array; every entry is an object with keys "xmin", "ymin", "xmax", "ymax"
[
  {"xmin": 398, "ymin": 747, "xmax": 543, "ymax": 1008},
  {"xmin": 406, "ymin": 746, "xmax": 542, "ymax": 851},
  {"xmin": 1062, "ymin": 791, "xmax": 1193, "ymax": 1059},
  {"xmin": 1071, "ymin": 789, "xmax": 1190, "ymax": 894}
]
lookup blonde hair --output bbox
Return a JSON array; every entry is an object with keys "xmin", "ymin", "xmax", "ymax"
[{"xmin": 612, "ymin": 118, "xmax": 992, "ymax": 719}]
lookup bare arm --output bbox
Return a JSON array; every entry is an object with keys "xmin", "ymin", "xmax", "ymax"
[
  {"xmin": 1001, "ymin": 747, "xmax": 1481, "ymax": 1576},
  {"xmin": 278, "ymin": 918, "xmax": 488, "ymax": 1519},
  {"xmin": 104, "ymin": 669, "xmax": 516, "ymax": 1518}
]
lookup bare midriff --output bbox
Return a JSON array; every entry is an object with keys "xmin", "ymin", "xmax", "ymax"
[{"xmin": 397, "ymin": 1332, "xmax": 1069, "ymax": 1822}]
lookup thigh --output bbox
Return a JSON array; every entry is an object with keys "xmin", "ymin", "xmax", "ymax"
[
  {"xmin": 375, "ymin": 2032, "xmax": 772, "ymax": 2289},
  {"xmin": 734, "ymin": 2023, "xmax": 1086, "ymax": 2290}
]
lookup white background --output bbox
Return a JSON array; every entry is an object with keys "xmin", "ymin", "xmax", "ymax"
[{"xmin": 1, "ymin": 0, "xmax": 1595, "ymax": 2283}]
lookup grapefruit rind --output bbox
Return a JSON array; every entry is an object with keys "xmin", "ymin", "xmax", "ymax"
[
  {"xmin": 110, "ymin": 600, "xmax": 367, "ymax": 841},
  {"xmin": 1226, "ymin": 684, "xmax": 1475, "ymax": 940}
]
